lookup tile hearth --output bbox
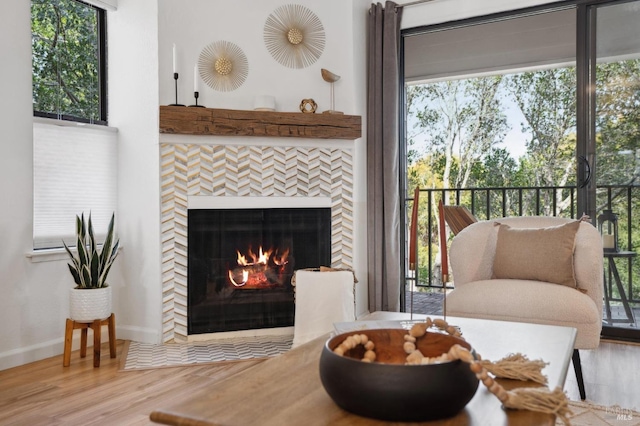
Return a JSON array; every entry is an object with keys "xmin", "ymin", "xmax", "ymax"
[{"xmin": 123, "ymin": 334, "xmax": 293, "ymax": 370}]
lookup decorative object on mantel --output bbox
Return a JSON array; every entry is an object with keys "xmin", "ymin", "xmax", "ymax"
[
  {"xmin": 263, "ymin": 4, "xmax": 325, "ymax": 68},
  {"xmin": 198, "ymin": 40, "xmax": 248, "ymax": 92},
  {"xmin": 189, "ymin": 64, "xmax": 204, "ymax": 108},
  {"xmin": 299, "ymin": 98, "xmax": 317, "ymax": 113},
  {"xmin": 253, "ymin": 95, "xmax": 276, "ymax": 111},
  {"xmin": 63, "ymin": 213, "xmax": 120, "ymax": 321},
  {"xmin": 169, "ymin": 43, "xmax": 185, "ymax": 106},
  {"xmin": 321, "ymin": 68, "xmax": 343, "ymax": 114},
  {"xmin": 189, "ymin": 91, "xmax": 204, "ymax": 108},
  {"xmin": 159, "ymin": 105, "xmax": 361, "ymax": 140}
]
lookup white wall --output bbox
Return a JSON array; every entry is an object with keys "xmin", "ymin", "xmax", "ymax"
[
  {"xmin": 351, "ymin": 0, "xmax": 371, "ymax": 316},
  {"xmin": 158, "ymin": 0, "xmax": 363, "ymax": 114},
  {"xmin": 108, "ymin": 0, "xmax": 162, "ymax": 344},
  {"xmin": 0, "ymin": 0, "xmax": 559, "ymax": 370},
  {"xmin": 0, "ymin": 0, "xmax": 85, "ymax": 369}
]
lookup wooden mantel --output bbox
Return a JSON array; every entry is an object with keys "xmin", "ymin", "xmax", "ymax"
[{"xmin": 159, "ymin": 105, "xmax": 362, "ymax": 140}]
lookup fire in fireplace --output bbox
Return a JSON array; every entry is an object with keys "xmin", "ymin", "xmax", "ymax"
[
  {"xmin": 188, "ymin": 207, "xmax": 331, "ymax": 334},
  {"xmin": 228, "ymin": 245, "xmax": 291, "ymax": 288}
]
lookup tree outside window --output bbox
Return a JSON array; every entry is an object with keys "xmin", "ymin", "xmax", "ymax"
[{"xmin": 31, "ymin": 0, "xmax": 105, "ymax": 124}]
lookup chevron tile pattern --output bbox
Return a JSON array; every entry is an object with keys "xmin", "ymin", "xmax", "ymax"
[
  {"xmin": 160, "ymin": 143, "xmax": 354, "ymax": 342},
  {"xmin": 122, "ymin": 334, "xmax": 293, "ymax": 370}
]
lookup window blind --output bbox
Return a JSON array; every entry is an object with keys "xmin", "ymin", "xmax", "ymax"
[
  {"xmin": 404, "ymin": 5, "xmax": 640, "ymax": 84},
  {"xmin": 33, "ymin": 121, "xmax": 117, "ymax": 249},
  {"xmin": 404, "ymin": 8, "xmax": 576, "ymax": 83}
]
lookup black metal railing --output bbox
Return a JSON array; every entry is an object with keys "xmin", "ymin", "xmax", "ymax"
[{"xmin": 406, "ymin": 185, "xmax": 640, "ymax": 304}]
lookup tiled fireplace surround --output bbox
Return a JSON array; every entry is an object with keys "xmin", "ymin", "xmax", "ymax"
[{"xmin": 160, "ymin": 143, "xmax": 354, "ymax": 343}]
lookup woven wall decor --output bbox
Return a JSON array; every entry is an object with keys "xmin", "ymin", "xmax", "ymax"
[
  {"xmin": 263, "ymin": 4, "xmax": 325, "ymax": 69},
  {"xmin": 198, "ymin": 41, "xmax": 248, "ymax": 92}
]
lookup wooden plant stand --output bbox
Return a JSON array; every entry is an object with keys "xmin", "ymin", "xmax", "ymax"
[{"xmin": 63, "ymin": 313, "xmax": 116, "ymax": 367}]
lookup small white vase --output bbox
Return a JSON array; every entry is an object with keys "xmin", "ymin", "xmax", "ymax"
[{"xmin": 69, "ymin": 286, "xmax": 112, "ymax": 322}]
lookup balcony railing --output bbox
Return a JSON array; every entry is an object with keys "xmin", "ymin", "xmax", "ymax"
[{"xmin": 406, "ymin": 185, "xmax": 640, "ymax": 305}]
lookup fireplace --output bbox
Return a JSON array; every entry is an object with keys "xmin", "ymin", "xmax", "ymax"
[
  {"xmin": 160, "ymin": 144, "xmax": 353, "ymax": 342},
  {"xmin": 188, "ymin": 207, "xmax": 331, "ymax": 334}
]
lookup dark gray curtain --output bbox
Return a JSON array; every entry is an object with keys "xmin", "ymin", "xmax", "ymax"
[{"xmin": 367, "ymin": 2, "xmax": 403, "ymax": 312}]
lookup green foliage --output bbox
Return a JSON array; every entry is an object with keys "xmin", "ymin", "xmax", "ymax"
[
  {"xmin": 406, "ymin": 77, "xmax": 508, "ymax": 189},
  {"xmin": 31, "ymin": 0, "xmax": 100, "ymax": 121},
  {"xmin": 596, "ymin": 61, "xmax": 640, "ymax": 186},
  {"xmin": 505, "ymin": 68, "xmax": 577, "ymax": 191},
  {"xmin": 63, "ymin": 213, "xmax": 119, "ymax": 289}
]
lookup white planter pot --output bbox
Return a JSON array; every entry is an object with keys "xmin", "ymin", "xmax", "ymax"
[{"xmin": 69, "ymin": 286, "xmax": 112, "ymax": 322}]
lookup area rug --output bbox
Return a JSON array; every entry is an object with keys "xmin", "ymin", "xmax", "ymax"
[
  {"xmin": 121, "ymin": 334, "xmax": 293, "ymax": 370},
  {"xmin": 560, "ymin": 401, "xmax": 640, "ymax": 426}
]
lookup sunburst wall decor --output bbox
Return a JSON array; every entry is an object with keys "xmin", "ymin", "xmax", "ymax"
[
  {"xmin": 263, "ymin": 4, "xmax": 325, "ymax": 69},
  {"xmin": 198, "ymin": 41, "xmax": 248, "ymax": 92}
]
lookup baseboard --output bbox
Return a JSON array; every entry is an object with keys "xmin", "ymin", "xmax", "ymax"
[
  {"xmin": 0, "ymin": 338, "xmax": 63, "ymax": 371},
  {"xmin": 115, "ymin": 324, "xmax": 161, "ymax": 344},
  {"xmin": 0, "ymin": 324, "xmax": 160, "ymax": 371}
]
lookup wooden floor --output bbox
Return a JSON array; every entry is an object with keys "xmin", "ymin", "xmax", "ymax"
[
  {"xmin": 0, "ymin": 339, "xmax": 638, "ymax": 425},
  {"xmin": 564, "ymin": 339, "xmax": 640, "ymax": 410}
]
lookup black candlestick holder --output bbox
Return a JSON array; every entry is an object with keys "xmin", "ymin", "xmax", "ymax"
[
  {"xmin": 189, "ymin": 91, "xmax": 205, "ymax": 108},
  {"xmin": 169, "ymin": 72, "xmax": 185, "ymax": 106}
]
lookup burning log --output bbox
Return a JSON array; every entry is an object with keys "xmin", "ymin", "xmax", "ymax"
[{"xmin": 227, "ymin": 245, "xmax": 292, "ymax": 288}]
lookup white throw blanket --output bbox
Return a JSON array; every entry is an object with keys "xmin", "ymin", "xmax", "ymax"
[{"xmin": 292, "ymin": 270, "xmax": 355, "ymax": 348}]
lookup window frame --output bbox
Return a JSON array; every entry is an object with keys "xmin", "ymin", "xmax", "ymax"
[{"xmin": 31, "ymin": 0, "xmax": 108, "ymax": 125}]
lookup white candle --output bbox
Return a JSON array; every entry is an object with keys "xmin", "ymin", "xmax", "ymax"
[
  {"xmin": 172, "ymin": 43, "xmax": 177, "ymax": 73},
  {"xmin": 193, "ymin": 65, "xmax": 198, "ymax": 92},
  {"xmin": 253, "ymin": 95, "xmax": 276, "ymax": 111},
  {"xmin": 603, "ymin": 234, "xmax": 615, "ymax": 249}
]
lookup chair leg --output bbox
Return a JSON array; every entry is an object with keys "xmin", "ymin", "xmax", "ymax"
[{"xmin": 572, "ymin": 349, "xmax": 586, "ymax": 400}]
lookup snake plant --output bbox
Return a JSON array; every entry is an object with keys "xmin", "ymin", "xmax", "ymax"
[{"xmin": 63, "ymin": 213, "xmax": 120, "ymax": 289}]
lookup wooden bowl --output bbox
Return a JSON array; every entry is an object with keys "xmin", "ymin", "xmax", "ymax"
[{"xmin": 319, "ymin": 328, "xmax": 479, "ymax": 421}]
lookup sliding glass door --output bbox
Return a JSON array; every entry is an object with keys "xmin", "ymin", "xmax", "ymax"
[
  {"xmin": 402, "ymin": 0, "xmax": 640, "ymax": 341},
  {"xmin": 582, "ymin": 0, "xmax": 640, "ymax": 339}
]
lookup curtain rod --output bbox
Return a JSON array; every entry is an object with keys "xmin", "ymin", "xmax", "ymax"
[{"xmin": 395, "ymin": 0, "xmax": 439, "ymax": 9}]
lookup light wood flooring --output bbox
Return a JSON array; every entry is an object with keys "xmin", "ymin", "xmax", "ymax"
[
  {"xmin": 564, "ymin": 339, "xmax": 640, "ymax": 410},
  {"xmin": 0, "ymin": 339, "xmax": 638, "ymax": 425}
]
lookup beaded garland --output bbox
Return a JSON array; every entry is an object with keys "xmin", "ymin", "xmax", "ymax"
[
  {"xmin": 332, "ymin": 317, "xmax": 572, "ymax": 425},
  {"xmin": 332, "ymin": 317, "xmax": 462, "ymax": 364},
  {"xmin": 332, "ymin": 333, "xmax": 376, "ymax": 362}
]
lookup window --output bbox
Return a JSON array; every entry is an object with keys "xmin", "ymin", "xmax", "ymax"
[
  {"xmin": 31, "ymin": 0, "xmax": 115, "ymax": 251},
  {"xmin": 31, "ymin": 0, "xmax": 107, "ymax": 124}
]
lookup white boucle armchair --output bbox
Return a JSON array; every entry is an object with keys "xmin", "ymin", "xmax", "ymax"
[{"xmin": 446, "ymin": 216, "xmax": 603, "ymax": 400}]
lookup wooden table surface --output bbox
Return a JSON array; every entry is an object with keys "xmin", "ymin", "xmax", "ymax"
[{"xmin": 150, "ymin": 315, "xmax": 576, "ymax": 426}]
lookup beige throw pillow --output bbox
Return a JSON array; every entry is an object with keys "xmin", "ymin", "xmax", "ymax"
[{"xmin": 492, "ymin": 220, "xmax": 581, "ymax": 288}]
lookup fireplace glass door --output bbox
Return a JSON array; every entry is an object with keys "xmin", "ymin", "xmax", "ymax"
[{"xmin": 188, "ymin": 207, "xmax": 331, "ymax": 334}]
